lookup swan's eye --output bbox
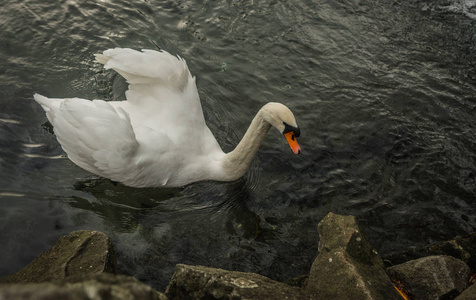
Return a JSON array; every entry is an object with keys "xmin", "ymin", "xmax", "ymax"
[
  {"xmin": 282, "ymin": 122, "xmax": 300, "ymax": 137},
  {"xmin": 294, "ymin": 127, "xmax": 300, "ymax": 138}
]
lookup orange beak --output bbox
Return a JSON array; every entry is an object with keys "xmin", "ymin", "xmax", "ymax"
[{"xmin": 284, "ymin": 132, "xmax": 301, "ymax": 155}]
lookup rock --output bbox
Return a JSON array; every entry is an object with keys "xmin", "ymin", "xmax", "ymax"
[
  {"xmin": 0, "ymin": 230, "xmax": 117, "ymax": 284},
  {"xmin": 285, "ymin": 275, "xmax": 308, "ymax": 288},
  {"xmin": 0, "ymin": 273, "xmax": 167, "ymax": 300},
  {"xmin": 455, "ymin": 283, "xmax": 476, "ymax": 300},
  {"xmin": 165, "ymin": 264, "xmax": 309, "ymax": 300},
  {"xmin": 383, "ymin": 233, "xmax": 476, "ymax": 271},
  {"xmin": 387, "ymin": 255, "xmax": 471, "ymax": 300},
  {"xmin": 305, "ymin": 212, "xmax": 401, "ymax": 300}
]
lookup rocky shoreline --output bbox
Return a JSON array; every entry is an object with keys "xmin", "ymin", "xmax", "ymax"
[{"xmin": 0, "ymin": 212, "xmax": 475, "ymax": 299}]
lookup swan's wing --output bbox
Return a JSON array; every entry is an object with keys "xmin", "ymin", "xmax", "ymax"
[
  {"xmin": 95, "ymin": 48, "xmax": 222, "ymax": 154},
  {"xmin": 34, "ymin": 94, "xmax": 141, "ymax": 183},
  {"xmin": 95, "ymin": 48, "xmax": 190, "ymax": 89}
]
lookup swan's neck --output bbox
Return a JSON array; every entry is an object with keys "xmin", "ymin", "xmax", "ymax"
[{"xmin": 221, "ymin": 109, "xmax": 272, "ymax": 180}]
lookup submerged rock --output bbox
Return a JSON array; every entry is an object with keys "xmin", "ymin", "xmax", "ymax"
[
  {"xmin": 304, "ymin": 212, "xmax": 401, "ymax": 299},
  {"xmin": 165, "ymin": 264, "xmax": 309, "ymax": 300},
  {"xmin": 0, "ymin": 230, "xmax": 117, "ymax": 284},
  {"xmin": 387, "ymin": 255, "xmax": 470, "ymax": 300},
  {"xmin": 0, "ymin": 273, "xmax": 166, "ymax": 300}
]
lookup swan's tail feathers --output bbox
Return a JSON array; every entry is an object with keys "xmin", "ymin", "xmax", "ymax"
[
  {"xmin": 33, "ymin": 93, "xmax": 50, "ymax": 110},
  {"xmin": 33, "ymin": 93, "xmax": 62, "ymax": 122},
  {"xmin": 94, "ymin": 53, "xmax": 110, "ymax": 65},
  {"xmin": 96, "ymin": 48, "xmax": 191, "ymax": 89}
]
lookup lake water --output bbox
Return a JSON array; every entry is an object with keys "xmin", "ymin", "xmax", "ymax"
[{"xmin": 1, "ymin": 0, "xmax": 476, "ymax": 291}]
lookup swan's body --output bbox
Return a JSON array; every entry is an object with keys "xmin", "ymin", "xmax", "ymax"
[{"xmin": 34, "ymin": 48, "xmax": 301, "ymax": 188}]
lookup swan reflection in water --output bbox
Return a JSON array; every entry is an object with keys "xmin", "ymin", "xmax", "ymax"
[{"xmin": 70, "ymin": 176, "xmax": 270, "ymax": 241}]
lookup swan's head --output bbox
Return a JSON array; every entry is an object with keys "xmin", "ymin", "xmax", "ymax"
[{"xmin": 262, "ymin": 102, "xmax": 301, "ymax": 155}]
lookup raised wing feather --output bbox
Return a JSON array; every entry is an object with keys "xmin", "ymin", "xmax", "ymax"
[
  {"xmin": 95, "ymin": 48, "xmax": 190, "ymax": 88},
  {"xmin": 96, "ymin": 48, "xmax": 218, "ymax": 154}
]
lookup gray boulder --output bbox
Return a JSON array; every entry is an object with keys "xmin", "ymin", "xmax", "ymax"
[
  {"xmin": 455, "ymin": 283, "xmax": 476, "ymax": 300},
  {"xmin": 304, "ymin": 212, "xmax": 401, "ymax": 299},
  {"xmin": 0, "ymin": 273, "xmax": 166, "ymax": 300},
  {"xmin": 387, "ymin": 255, "xmax": 471, "ymax": 300},
  {"xmin": 0, "ymin": 230, "xmax": 117, "ymax": 283},
  {"xmin": 165, "ymin": 264, "xmax": 309, "ymax": 300}
]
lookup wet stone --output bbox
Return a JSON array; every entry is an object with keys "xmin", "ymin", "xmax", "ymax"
[
  {"xmin": 0, "ymin": 273, "xmax": 166, "ymax": 300},
  {"xmin": 387, "ymin": 255, "xmax": 471, "ymax": 300},
  {"xmin": 165, "ymin": 264, "xmax": 309, "ymax": 300},
  {"xmin": 304, "ymin": 212, "xmax": 401, "ymax": 300},
  {"xmin": 0, "ymin": 230, "xmax": 117, "ymax": 284}
]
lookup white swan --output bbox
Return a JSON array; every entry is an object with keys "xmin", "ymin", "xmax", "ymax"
[{"xmin": 34, "ymin": 48, "xmax": 301, "ymax": 188}]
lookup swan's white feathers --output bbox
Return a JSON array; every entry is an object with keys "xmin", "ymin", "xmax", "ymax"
[
  {"xmin": 97, "ymin": 48, "xmax": 190, "ymax": 89},
  {"xmin": 34, "ymin": 48, "xmax": 225, "ymax": 187},
  {"xmin": 98, "ymin": 48, "xmax": 207, "ymax": 141},
  {"xmin": 34, "ymin": 48, "xmax": 300, "ymax": 187},
  {"xmin": 38, "ymin": 96, "xmax": 142, "ymax": 183}
]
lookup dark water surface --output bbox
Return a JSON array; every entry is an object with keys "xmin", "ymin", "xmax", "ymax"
[{"xmin": 1, "ymin": 0, "xmax": 476, "ymax": 290}]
